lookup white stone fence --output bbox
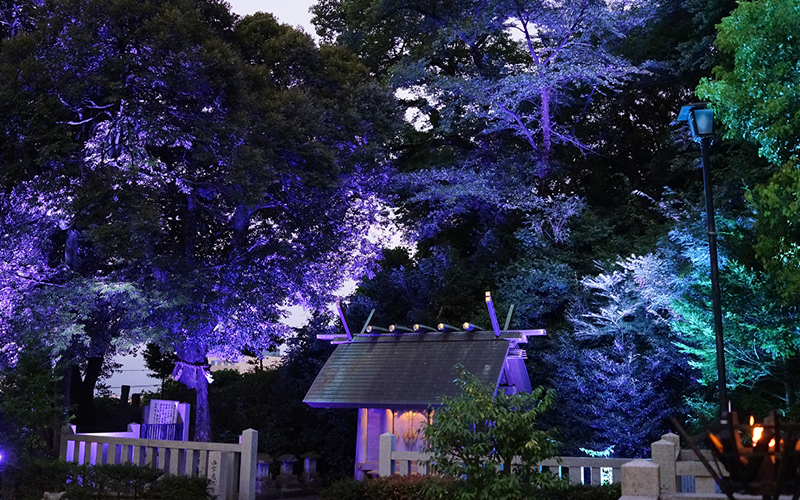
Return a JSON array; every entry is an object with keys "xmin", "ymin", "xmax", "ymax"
[
  {"xmin": 379, "ymin": 432, "xmax": 730, "ymax": 499},
  {"xmin": 60, "ymin": 425, "xmax": 258, "ymax": 500}
]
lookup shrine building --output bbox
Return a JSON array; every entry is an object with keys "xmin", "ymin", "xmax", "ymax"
[{"xmin": 303, "ymin": 292, "xmax": 545, "ymax": 478}]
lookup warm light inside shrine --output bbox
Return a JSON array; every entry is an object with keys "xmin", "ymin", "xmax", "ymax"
[{"xmin": 751, "ymin": 417, "xmax": 763, "ymax": 445}]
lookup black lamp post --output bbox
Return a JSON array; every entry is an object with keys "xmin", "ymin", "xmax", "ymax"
[{"xmin": 677, "ymin": 102, "xmax": 728, "ymax": 422}]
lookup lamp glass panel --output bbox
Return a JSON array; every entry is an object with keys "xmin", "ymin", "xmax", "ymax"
[{"xmin": 693, "ymin": 108, "xmax": 714, "ymax": 136}]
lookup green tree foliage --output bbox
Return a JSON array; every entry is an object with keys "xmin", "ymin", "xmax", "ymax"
[
  {"xmin": 673, "ymin": 260, "xmax": 800, "ymax": 416},
  {"xmin": 697, "ymin": 0, "xmax": 800, "ymax": 167},
  {"xmin": 747, "ymin": 161, "xmax": 800, "ymax": 299},
  {"xmin": 682, "ymin": 0, "xmax": 800, "ymax": 418},
  {"xmin": 696, "ymin": 0, "xmax": 800, "ymax": 301},
  {"xmin": 423, "ymin": 368, "xmax": 560, "ymax": 500}
]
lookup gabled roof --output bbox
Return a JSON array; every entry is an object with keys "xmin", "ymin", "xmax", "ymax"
[{"xmin": 304, "ymin": 332, "xmax": 522, "ymax": 409}]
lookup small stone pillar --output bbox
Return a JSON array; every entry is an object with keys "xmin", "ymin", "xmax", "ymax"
[
  {"xmin": 239, "ymin": 429, "xmax": 258, "ymax": 500},
  {"xmin": 256, "ymin": 453, "xmax": 278, "ymax": 497},
  {"xmin": 276, "ymin": 454, "xmax": 301, "ymax": 493},
  {"xmin": 620, "ymin": 459, "xmax": 660, "ymax": 500},
  {"xmin": 302, "ymin": 452, "xmax": 322, "ymax": 488},
  {"xmin": 257, "ymin": 453, "xmax": 273, "ymax": 479},
  {"xmin": 379, "ymin": 432, "xmax": 396, "ymax": 477}
]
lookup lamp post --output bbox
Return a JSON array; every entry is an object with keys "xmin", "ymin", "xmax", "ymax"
[{"xmin": 677, "ymin": 103, "xmax": 728, "ymax": 422}]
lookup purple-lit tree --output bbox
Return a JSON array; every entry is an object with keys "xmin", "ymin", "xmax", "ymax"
[
  {"xmin": 0, "ymin": 183, "xmax": 61, "ymax": 367},
  {"xmin": 0, "ymin": 0, "xmax": 396, "ymax": 440},
  {"xmin": 310, "ymin": 0, "xmax": 658, "ymax": 337},
  {"xmin": 0, "ymin": 0, "xmax": 41, "ymax": 39}
]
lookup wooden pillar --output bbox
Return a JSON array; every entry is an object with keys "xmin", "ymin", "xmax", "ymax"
[
  {"xmin": 355, "ymin": 408, "xmax": 369, "ymax": 480},
  {"xmin": 385, "ymin": 409, "xmax": 393, "ymax": 434}
]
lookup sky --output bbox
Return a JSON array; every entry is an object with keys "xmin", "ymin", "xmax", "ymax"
[{"xmin": 226, "ymin": 0, "xmax": 317, "ymax": 34}]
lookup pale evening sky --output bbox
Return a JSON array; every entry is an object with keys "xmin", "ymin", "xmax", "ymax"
[{"xmin": 226, "ymin": 0, "xmax": 317, "ymax": 35}]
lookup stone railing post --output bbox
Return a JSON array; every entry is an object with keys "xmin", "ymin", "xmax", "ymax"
[
  {"xmin": 238, "ymin": 429, "xmax": 258, "ymax": 500},
  {"xmin": 379, "ymin": 432, "xmax": 396, "ymax": 477},
  {"xmin": 651, "ymin": 432, "xmax": 679, "ymax": 493},
  {"xmin": 620, "ymin": 459, "xmax": 659, "ymax": 500}
]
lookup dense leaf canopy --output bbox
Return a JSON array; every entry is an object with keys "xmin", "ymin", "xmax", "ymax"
[{"xmin": 2, "ymin": 0, "xmax": 800, "ymax": 459}]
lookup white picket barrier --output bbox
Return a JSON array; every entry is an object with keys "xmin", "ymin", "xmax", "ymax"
[{"xmin": 60, "ymin": 425, "xmax": 257, "ymax": 500}]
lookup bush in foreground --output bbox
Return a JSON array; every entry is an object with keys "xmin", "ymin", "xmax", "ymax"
[
  {"xmin": 7, "ymin": 459, "xmax": 212, "ymax": 500},
  {"xmin": 321, "ymin": 476, "xmax": 621, "ymax": 500},
  {"xmin": 320, "ymin": 475, "xmax": 456, "ymax": 500},
  {"xmin": 423, "ymin": 368, "xmax": 562, "ymax": 499}
]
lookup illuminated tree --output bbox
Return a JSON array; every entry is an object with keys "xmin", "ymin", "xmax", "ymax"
[
  {"xmin": 696, "ymin": 0, "xmax": 800, "ymax": 300},
  {"xmin": 557, "ymin": 254, "xmax": 692, "ymax": 457},
  {"xmin": 0, "ymin": 0, "xmax": 396, "ymax": 440},
  {"xmin": 673, "ymin": 259, "xmax": 800, "ymax": 415},
  {"xmin": 314, "ymin": 0, "xmax": 653, "ymax": 164},
  {"xmin": 697, "ymin": 0, "xmax": 800, "ymax": 167},
  {"xmin": 0, "ymin": 183, "xmax": 62, "ymax": 367}
]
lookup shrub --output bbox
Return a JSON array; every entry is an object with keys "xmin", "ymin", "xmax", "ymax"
[
  {"xmin": 320, "ymin": 478, "xmax": 366, "ymax": 500},
  {"xmin": 321, "ymin": 475, "xmax": 456, "ymax": 500},
  {"xmin": 7, "ymin": 459, "xmax": 212, "ymax": 500},
  {"xmin": 423, "ymin": 367, "xmax": 562, "ymax": 500},
  {"xmin": 10, "ymin": 459, "xmax": 81, "ymax": 500},
  {"xmin": 321, "ymin": 476, "xmax": 621, "ymax": 500},
  {"xmin": 531, "ymin": 483, "xmax": 622, "ymax": 500},
  {"xmin": 151, "ymin": 475, "xmax": 213, "ymax": 500}
]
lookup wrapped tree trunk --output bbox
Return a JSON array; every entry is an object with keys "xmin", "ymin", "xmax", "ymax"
[{"xmin": 173, "ymin": 341, "xmax": 213, "ymax": 441}]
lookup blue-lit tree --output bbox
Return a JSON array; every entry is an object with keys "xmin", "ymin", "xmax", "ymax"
[
  {"xmin": 555, "ymin": 254, "xmax": 693, "ymax": 457},
  {"xmin": 311, "ymin": 0, "xmax": 660, "ymax": 325},
  {"xmin": 314, "ymin": 0, "xmax": 653, "ymax": 164}
]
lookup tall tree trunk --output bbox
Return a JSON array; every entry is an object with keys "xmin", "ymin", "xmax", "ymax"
[
  {"xmin": 70, "ymin": 356, "xmax": 104, "ymax": 430},
  {"xmin": 175, "ymin": 340, "xmax": 212, "ymax": 441},
  {"xmin": 194, "ymin": 372, "xmax": 211, "ymax": 442}
]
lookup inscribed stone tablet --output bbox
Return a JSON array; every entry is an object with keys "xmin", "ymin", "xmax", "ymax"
[{"xmin": 147, "ymin": 399, "xmax": 179, "ymax": 425}]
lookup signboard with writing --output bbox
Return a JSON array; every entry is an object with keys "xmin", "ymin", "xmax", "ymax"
[{"xmin": 146, "ymin": 399, "xmax": 179, "ymax": 425}]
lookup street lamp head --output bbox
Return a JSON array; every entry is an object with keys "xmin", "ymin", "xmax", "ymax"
[{"xmin": 678, "ymin": 103, "xmax": 714, "ymax": 142}]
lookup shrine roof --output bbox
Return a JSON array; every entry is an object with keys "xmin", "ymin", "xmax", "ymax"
[{"xmin": 303, "ymin": 332, "xmax": 514, "ymax": 409}]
